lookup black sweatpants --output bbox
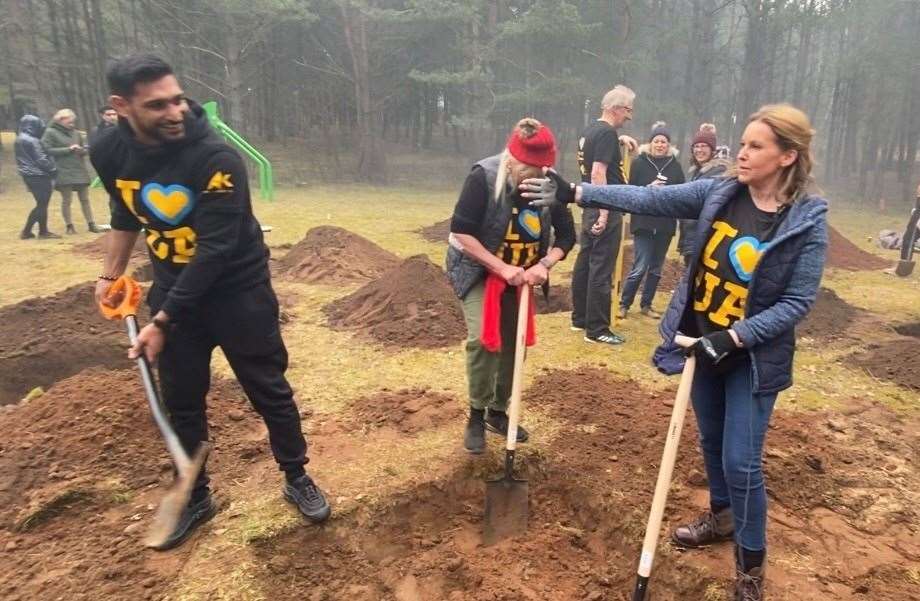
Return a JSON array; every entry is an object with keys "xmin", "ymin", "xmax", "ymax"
[
  {"xmin": 150, "ymin": 281, "xmax": 307, "ymax": 496},
  {"xmin": 570, "ymin": 207, "xmax": 623, "ymax": 336},
  {"xmin": 21, "ymin": 175, "xmax": 53, "ymax": 235}
]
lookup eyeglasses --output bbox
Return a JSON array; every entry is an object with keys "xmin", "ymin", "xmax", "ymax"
[{"xmin": 615, "ymin": 106, "xmax": 634, "ymax": 115}]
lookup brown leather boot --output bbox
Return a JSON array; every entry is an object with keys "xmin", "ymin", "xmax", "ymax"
[
  {"xmin": 735, "ymin": 562, "xmax": 766, "ymax": 601},
  {"xmin": 671, "ymin": 507, "xmax": 733, "ymax": 548}
]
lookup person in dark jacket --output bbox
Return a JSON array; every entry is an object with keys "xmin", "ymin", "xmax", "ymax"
[
  {"xmin": 88, "ymin": 105, "xmax": 118, "ymax": 147},
  {"xmin": 678, "ymin": 123, "xmax": 731, "ymax": 265},
  {"xmin": 522, "ymin": 104, "xmax": 827, "ymax": 601},
  {"xmin": 15, "ymin": 115, "xmax": 60, "ymax": 239},
  {"xmin": 617, "ymin": 121, "xmax": 685, "ymax": 319},
  {"xmin": 42, "ymin": 108, "xmax": 99, "ymax": 234},
  {"xmin": 447, "ymin": 118, "xmax": 576, "ymax": 454},
  {"xmin": 92, "ymin": 54, "xmax": 331, "ymax": 550}
]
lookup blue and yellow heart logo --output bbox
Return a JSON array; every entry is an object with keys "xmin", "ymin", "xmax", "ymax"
[
  {"xmin": 141, "ymin": 183, "xmax": 194, "ymax": 226},
  {"xmin": 518, "ymin": 208, "xmax": 541, "ymax": 240},
  {"xmin": 729, "ymin": 236, "xmax": 766, "ymax": 282}
]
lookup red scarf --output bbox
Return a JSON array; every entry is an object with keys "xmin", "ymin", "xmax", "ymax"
[{"xmin": 479, "ymin": 273, "xmax": 536, "ymax": 352}]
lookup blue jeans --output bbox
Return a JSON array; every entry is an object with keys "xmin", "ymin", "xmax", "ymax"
[
  {"xmin": 620, "ymin": 230, "xmax": 672, "ymax": 310},
  {"xmin": 691, "ymin": 359, "xmax": 777, "ymax": 552}
]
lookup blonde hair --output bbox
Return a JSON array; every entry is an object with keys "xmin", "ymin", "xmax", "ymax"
[
  {"xmin": 601, "ymin": 85, "xmax": 635, "ymax": 111},
  {"xmin": 730, "ymin": 103, "xmax": 815, "ymax": 204},
  {"xmin": 53, "ymin": 108, "xmax": 76, "ymax": 123}
]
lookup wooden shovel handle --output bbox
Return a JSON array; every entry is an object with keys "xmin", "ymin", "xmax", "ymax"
[{"xmin": 504, "ymin": 284, "xmax": 531, "ymax": 452}]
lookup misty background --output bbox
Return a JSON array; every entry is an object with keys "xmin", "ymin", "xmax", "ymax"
[{"xmin": 1, "ymin": 0, "xmax": 918, "ymax": 206}]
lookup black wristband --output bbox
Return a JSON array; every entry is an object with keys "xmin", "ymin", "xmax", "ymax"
[{"xmin": 152, "ymin": 316, "xmax": 171, "ymax": 333}]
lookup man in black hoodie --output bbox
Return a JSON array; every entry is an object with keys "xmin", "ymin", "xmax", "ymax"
[{"xmin": 91, "ymin": 54, "xmax": 330, "ymax": 550}]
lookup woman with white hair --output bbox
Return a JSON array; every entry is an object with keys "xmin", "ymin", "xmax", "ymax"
[
  {"xmin": 446, "ymin": 118, "xmax": 576, "ymax": 454},
  {"xmin": 41, "ymin": 108, "xmax": 100, "ymax": 234}
]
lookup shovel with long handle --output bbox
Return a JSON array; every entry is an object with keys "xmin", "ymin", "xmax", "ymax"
[
  {"xmin": 483, "ymin": 284, "xmax": 531, "ymax": 546},
  {"xmin": 99, "ymin": 276, "xmax": 210, "ymax": 548},
  {"xmin": 632, "ymin": 334, "xmax": 697, "ymax": 601},
  {"xmin": 612, "ymin": 140, "xmax": 632, "ymax": 327}
]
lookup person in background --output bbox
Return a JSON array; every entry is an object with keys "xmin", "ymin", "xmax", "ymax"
[
  {"xmin": 15, "ymin": 115, "xmax": 59, "ymax": 239},
  {"xmin": 523, "ymin": 104, "xmax": 828, "ymax": 601},
  {"xmin": 617, "ymin": 121, "xmax": 685, "ymax": 319},
  {"xmin": 447, "ymin": 118, "xmax": 575, "ymax": 454},
  {"xmin": 571, "ymin": 85, "xmax": 637, "ymax": 345},
  {"xmin": 678, "ymin": 123, "xmax": 731, "ymax": 266},
  {"xmin": 42, "ymin": 108, "xmax": 100, "ymax": 234},
  {"xmin": 89, "ymin": 105, "xmax": 119, "ymax": 147}
]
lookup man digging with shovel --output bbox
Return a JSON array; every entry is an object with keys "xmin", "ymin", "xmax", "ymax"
[
  {"xmin": 446, "ymin": 118, "xmax": 575, "ymax": 454},
  {"xmin": 92, "ymin": 54, "xmax": 331, "ymax": 550}
]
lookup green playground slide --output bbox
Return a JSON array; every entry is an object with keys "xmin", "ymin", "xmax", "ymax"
[{"xmin": 91, "ymin": 101, "xmax": 274, "ymax": 201}]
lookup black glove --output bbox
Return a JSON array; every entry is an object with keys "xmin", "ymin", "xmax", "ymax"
[
  {"xmin": 520, "ymin": 168, "xmax": 576, "ymax": 207},
  {"xmin": 688, "ymin": 331, "xmax": 737, "ymax": 365}
]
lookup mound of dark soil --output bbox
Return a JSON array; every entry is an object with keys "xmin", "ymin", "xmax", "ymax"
[
  {"xmin": 324, "ymin": 255, "xmax": 466, "ymax": 349},
  {"xmin": 849, "ymin": 337, "xmax": 920, "ymax": 390},
  {"xmin": 827, "ymin": 225, "xmax": 890, "ymax": 271},
  {"xmin": 798, "ymin": 287, "xmax": 869, "ymax": 340},
  {"xmin": 0, "ymin": 368, "xmax": 263, "ymax": 601},
  {"xmin": 0, "ymin": 282, "xmax": 127, "ymax": 406},
  {"xmin": 72, "ymin": 232, "xmax": 148, "ymax": 263},
  {"xmin": 621, "ymin": 243, "xmax": 685, "ymax": 293},
  {"xmin": 535, "ymin": 284, "xmax": 572, "ymax": 314},
  {"xmin": 276, "ymin": 226, "xmax": 400, "ymax": 284},
  {"xmin": 254, "ymin": 367, "xmax": 920, "ymax": 600},
  {"xmin": 416, "ymin": 218, "xmax": 451, "ymax": 243},
  {"xmin": 349, "ymin": 388, "xmax": 462, "ymax": 434}
]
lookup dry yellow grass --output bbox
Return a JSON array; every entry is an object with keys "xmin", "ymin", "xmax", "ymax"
[{"xmin": 1, "ymin": 136, "xmax": 918, "ymax": 598}]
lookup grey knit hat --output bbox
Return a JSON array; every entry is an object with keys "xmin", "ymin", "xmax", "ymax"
[{"xmin": 649, "ymin": 120, "xmax": 670, "ymax": 142}]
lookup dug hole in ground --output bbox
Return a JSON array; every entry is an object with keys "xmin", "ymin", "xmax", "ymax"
[{"xmin": 0, "ymin": 209, "xmax": 917, "ymax": 600}]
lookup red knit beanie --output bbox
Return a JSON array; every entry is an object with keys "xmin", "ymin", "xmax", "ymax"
[{"xmin": 506, "ymin": 118, "xmax": 557, "ymax": 167}]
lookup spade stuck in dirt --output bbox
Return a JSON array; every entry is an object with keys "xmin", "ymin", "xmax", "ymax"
[
  {"xmin": 483, "ymin": 284, "xmax": 531, "ymax": 546},
  {"xmin": 99, "ymin": 276, "xmax": 210, "ymax": 548}
]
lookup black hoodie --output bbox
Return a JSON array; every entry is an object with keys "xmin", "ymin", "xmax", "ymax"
[{"xmin": 90, "ymin": 101, "xmax": 269, "ymax": 320}]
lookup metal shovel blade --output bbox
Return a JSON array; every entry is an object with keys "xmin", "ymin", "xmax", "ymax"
[
  {"xmin": 483, "ymin": 470, "xmax": 528, "ymax": 546},
  {"xmin": 144, "ymin": 442, "xmax": 211, "ymax": 549},
  {"xmin": 895, "ymin": 259, "xmax": 915, "ymax": 277}
]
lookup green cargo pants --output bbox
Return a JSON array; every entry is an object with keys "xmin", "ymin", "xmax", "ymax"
[{"xmin": 461, "ymin": 280, "xmax": 520, "ymax": 411}]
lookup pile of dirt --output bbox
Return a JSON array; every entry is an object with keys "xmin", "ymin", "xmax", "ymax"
[
  {"xmin": 798, "ymin": 287, "xmax": 869, "ymax": 340},
  {"xmin": 0, "ymin": 368, "xmax": 265, "ymax": 601},
  {"xmin": 349, "ymin": 388, "xmax": 462, "ymax": 434},
  {"xmin": 416, "ymin": 218, "xmax": 451, "ymax": 243},
  {"xmin": 827, "ymin": 225, "xmax": 890, "ymax": 271},
  {"xmin": 0, "ymin": 282, "xmax": 127, "ymax": 406},
  {"xmin": 254, "ymin": 367, "xmax": 919, "ymax": 601},
  {"xmin": 324, "ymin": 254, "xmax": 466, "ymax": 348},
  {"xmin": 849, "ymin": 337, "xmax": 920, "ymax": 390},
  {"xmin": 276, "ymin": 226, "xmax": 400, "ymax": 284},
  {"xmin": 72, "ymin": 232, "xmax": 148, "ymax": 263},
  {"xmin": 621, "ymin": 244, "xmax": 685, "ymax": 293}
]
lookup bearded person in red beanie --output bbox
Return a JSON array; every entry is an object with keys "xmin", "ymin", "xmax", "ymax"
[{"xmin": 446, "ymin": 118, "xmax": 576, "ymax": 454}]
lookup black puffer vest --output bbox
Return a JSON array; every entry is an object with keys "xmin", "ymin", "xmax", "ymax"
[{"xmin": 446, "ymin": 154, "xmax": 553, "ymax": 299}]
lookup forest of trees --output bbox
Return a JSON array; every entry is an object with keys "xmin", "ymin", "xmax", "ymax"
[{"xmin": 1, "ymin": 0, "xmax": 918, "ymax": 199}]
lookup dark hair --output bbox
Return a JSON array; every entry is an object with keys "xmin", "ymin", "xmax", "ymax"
[
  {"xmin": 106, "ymin": 54, "xmax": 174, "ymax": 98},
  {"xmin": 98, "ymin": 104, "xmax": 113, "ymax": 114}
]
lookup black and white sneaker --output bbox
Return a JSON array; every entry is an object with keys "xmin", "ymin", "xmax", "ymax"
[
  {"xmin": 283, "ymin": 474, "xmax": 332, "ymax": 523},
  {"xmin": 584, "ymin": 330, "xmax": 626, "ymax": 345},
  {"xmin": 150, "ymin": 493, "xmax": 217, "ymax": 551},
  {"xmin": 485, "ymin": 409, "xmax": 529, "ymax": 443},
  {"xmin": 570, "ymin": 323, "xmax": 585, "ymax": 332}
]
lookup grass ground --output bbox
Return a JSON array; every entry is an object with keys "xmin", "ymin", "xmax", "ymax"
[{"xmin": 0, "ymin": 132, "xmax": 917, "ymax": 599}]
